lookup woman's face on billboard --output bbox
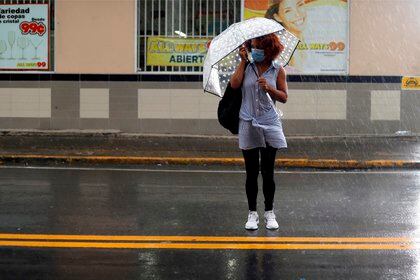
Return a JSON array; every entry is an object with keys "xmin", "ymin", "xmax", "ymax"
[{"xmin": 275, "ymin": 0, "xmax": 307, "ymax": 32}]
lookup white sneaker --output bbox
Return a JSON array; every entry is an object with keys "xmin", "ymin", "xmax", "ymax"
[
  {"xmin": 264, "ymin": 210, "xmax": 279, "ymax": 230},
  {"xmin": 245, "ymin": 211, "xmax": 259, "ymax": 230}
]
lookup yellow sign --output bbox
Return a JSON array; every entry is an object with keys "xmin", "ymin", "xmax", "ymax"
[
  {"xmin": 147, "ymin": 37, "xmax": 210, "ymax": 67},
  {"xmin": 402, "ymin": 76, "xmax": 420, "ymax": 90}
]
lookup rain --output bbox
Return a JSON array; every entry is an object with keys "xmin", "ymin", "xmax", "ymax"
[{"xmin": 0, "ymin": 0, "xmax": 419, "ymax": 279}]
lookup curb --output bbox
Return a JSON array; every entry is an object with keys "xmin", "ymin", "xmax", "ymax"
[
  {"xmin": 1, "ymin": 129, "xmax": 419, "ymax": 139},
  {"xmin": 0, "ymin": 155, "xmax": 418, "ymax": 169}
]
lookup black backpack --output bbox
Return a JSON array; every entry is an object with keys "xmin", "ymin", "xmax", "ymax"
[{"xmin": 217, "ymin": 82, "xmax": 243, "ymax": 135}]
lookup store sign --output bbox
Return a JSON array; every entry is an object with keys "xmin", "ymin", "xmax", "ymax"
[
  {"xmin": 147, "ymin": 37, "xmax": 209, "ymax": 67},
  {"xmin": 244, "ymin": 0, "xmax": 349, "ymax": 75},
  {"xmin": 0, "ymin": 4, "xmax": 50, "ymax": 71},
  {"xmin": 402, "ymin": 77, "xmax": 420, "ymax": 90}
]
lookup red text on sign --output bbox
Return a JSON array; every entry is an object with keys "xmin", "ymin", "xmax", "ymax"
[
  {"xmin": 37, "ymin": 62, "xmax": 47, "ymax": 68},
  {"xmin": 20, "ymin": 21, "xmax": 46, "ymax": 36}
]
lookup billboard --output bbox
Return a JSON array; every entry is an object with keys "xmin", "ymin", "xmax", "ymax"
[
  {"xmin": 244, "ymin": 0, "xmax": 348, "ymax": 74},
  {"xmin": 0, "ymin": 4, "xmax": 50, "ymax": 71}
]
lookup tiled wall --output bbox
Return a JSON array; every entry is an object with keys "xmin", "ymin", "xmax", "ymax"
[
  {"xmin": 138, "ymin": 89, "xmax": 219, "ymax": 120},
  {"xmin": 80, "ymin": 88, "xmax": 110, "ymax": 119},
  {"xmin": 0, "ymin": 88, "xmax": 51, "ymax": 118},
  {"xmin": 0, "ymin": 81, "xmax": 418, "ymax": 136},
  {"xmin": 370, "ymin": 91, "xmax": 401, "ymax": 121},
  {"xmin": 277, "ymin": 90, "xmax": 347, "ymax": 120}
]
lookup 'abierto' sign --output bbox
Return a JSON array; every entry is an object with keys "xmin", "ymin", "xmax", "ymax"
[
  {"xmin": 0, "ymin": 4, "xmax": 50, "ymax": 71},
  {"xmin": 147, "ymin": 37, "xmax": 209, "ymax": 67}
]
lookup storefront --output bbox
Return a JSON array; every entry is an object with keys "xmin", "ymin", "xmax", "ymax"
[
  {"xmin": 0, "ymin": 0, "xmax": 350, "ymax": 75},
  {"xmin": 0, "ymin": 0, "xmax": 418, "ymax": 136},
  {"xmin": 137, "ymin": 0, "xmax": 349, "ymax": 75}
]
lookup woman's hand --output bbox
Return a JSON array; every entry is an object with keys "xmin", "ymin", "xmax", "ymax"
[
  {"xmin": 239, "ymin": 46, "xmax": 248, "ymax": 62},
  {"xmin": 257, "ymin": 77, "xmax": 270, "ymax": 91},
  {"xmin": 257, "ymin": 67, "xmax": 288, "ymax": 103}
]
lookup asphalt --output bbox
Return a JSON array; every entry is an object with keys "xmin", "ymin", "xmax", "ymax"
[
  {"xmin": 0, "ymin": 130, "xmax": 419, "ymax": 169},
  {"xmin": 0, "ymin": 166, "xmax": 419, "ymax": 279}
]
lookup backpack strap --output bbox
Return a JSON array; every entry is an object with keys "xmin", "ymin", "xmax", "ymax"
[{"xmin": 249, "ymin": 62, "xmax": 284, "ymax": 119}]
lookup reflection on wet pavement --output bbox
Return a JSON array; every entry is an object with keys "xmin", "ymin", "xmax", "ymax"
[{"xmin": 0, "ymin": 166, "xmax": 419, "ymax": 279}]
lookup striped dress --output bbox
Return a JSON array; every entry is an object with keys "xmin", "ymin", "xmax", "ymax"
[{"xmin": 238, "ymin": 61, "xmax": 287, "ymax": 150}]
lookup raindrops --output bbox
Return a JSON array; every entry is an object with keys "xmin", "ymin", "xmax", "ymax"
[{"xmin": 204, "ymin": 18, "xmax": 299, "ymax": 96}]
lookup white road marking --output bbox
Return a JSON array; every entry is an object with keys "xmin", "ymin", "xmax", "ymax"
[{"xmin": 0, "ymin": 165, "xmax": 418, "ymax": 174}]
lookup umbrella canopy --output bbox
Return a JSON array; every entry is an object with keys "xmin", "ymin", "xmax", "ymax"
[{"xmin": 203, "ymin": 17, "xmax": 300, "ymax": 97}]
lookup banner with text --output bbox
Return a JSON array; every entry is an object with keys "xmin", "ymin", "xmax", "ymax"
[
  {"xmin": 147, "ymin": 37, "xmax": 210, "ymax": 67},
  {"xmin": 0, "ymin": 4, "xmax": 50, "ymax": 71},
  {"xmin": 244, "ymin": 0, "xmax": 348, "ymax": 75}
]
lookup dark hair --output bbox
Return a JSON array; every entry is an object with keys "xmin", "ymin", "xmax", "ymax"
[
  {"xmin": 244, "ymin": 40, "xmax": 252, "ymax": 52},
  {"xmin": 254, "ymin": 33, "xmax": 284, "ymax": 61},
  {"xmin": 265, "ymin": 4, "xmax": 280, "ymax": 21}
]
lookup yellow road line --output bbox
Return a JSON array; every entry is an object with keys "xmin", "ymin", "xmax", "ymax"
[
  {"xmin": 1, "ymin": 154, "xmax": 417, "ymax": 168},
  {"xmin": 1, "ymin": 155, "xmax": 243, "ymax": 164},
  {"xmin": 0, "ymin": 241, "xmax": 414, "ymax": 250},
  {"xmin": 0, "ymin": 234, "xmax": 413, "ymax": 243}
]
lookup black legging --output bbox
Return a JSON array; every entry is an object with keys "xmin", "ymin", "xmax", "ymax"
[{"xmin": 242, "ymin": 144, "xmax": 277, "ymax": 211}]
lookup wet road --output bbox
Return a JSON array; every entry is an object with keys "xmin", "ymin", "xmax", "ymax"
[{"xmin": 0, "ymin": 166, "xmax": 419, "ymax": 279}]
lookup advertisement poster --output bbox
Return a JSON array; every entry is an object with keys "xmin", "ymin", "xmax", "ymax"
[
  {"xmin": 0, "ymin": 4, "xmax": 49, "ymax": 71},
  {"xmin": 244, "ymin": 0, "xmax": 348, "ymax": 74},
  {"xmin": 147, "ymin": 37, "xmax": 209, "ymax": 67}
]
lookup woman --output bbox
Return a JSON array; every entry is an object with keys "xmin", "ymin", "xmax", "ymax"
[
  {"xmin": 265, "ymin": 0, "xmax": 307, "ymax": 72},
  {"xmin": 265, "ymin": 0, "xmax": 307, "ymax": 38},
  {"xmin": 230, "ymin": 34, "xmax": 288, "ymax": 230}
]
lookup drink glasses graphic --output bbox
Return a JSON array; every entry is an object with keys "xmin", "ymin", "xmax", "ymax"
[
  {"xmin": 29, "ymin": 38, "xmax": 43, "ymax": 59},
  {"xmin": 0, "ymin": 40, "xmax": 7, "ymax": 59},
  {"xmin": 8, "ymin": 31, "xmax": 16, "ymax": 60},
  {"xmin": 17, "ymin": 37, "xmax": 29, "ymax": 59}
]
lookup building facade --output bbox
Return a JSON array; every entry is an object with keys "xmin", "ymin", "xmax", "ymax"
[{"xmin": 0, "ymin": 0, "xmax": 419, "ymax": 135}]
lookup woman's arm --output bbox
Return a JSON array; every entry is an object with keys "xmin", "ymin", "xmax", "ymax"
[
  {"xmin": 230, "ymin": 46, "xmax": 248, "ymax": 89},
  {"xmin": 260, "ymin": 66, "xmax": 288, "ymax": 103}
]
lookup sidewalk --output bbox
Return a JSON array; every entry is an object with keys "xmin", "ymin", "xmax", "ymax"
[{"xmin": 0, "ymin": 130, "xmax": 419, "ymax": 169}]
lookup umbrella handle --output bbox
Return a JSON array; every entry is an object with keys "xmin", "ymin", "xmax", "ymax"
[
  {"xmin": 250, "ymin": 64, "xmax": 259, "ymax": 78},
  {"xmin": 251, "ymin": 64, "xmax": 284, "ymax": 118}
]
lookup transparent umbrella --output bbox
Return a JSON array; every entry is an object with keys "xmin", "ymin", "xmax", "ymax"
[{"xmin": 203, "ymin": 17, "xmax": 300, "ymax": 97}]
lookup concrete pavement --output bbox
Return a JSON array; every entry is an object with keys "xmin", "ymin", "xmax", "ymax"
[{"xmin": 0, "ymin": 130, "xmax": 419, "ymax": 169}]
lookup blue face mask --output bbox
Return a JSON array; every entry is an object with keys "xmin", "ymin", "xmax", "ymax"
[{"xmin": 251, "ymin": 48, "xmax": 265, "ymax": 62}]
